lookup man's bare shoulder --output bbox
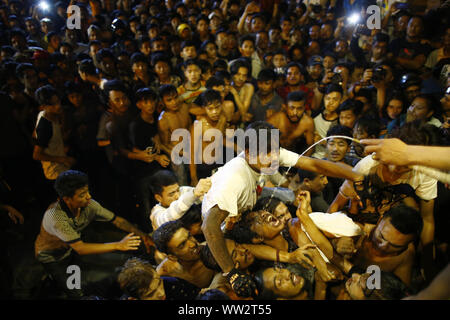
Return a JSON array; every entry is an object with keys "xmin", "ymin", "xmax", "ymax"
[
  {"xmin": 300, "ymin": 113, "xmax": 314, "ymax": 127},
  {"xmin": 267, "ymin": 110, "xmax": 286, "ymax": 123}
]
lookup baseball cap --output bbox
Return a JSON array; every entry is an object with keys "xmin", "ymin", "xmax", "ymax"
[
  {"xmin": 177, "ymin": 23, "xmax": 190, "ymax": 35},
  {"xmin": 307, "ymin": 55, "xmax": 323, "ymax": 66}
]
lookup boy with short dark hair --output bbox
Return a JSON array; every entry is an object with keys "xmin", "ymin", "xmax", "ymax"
[
  {"xmin": 189, "ymin": 89, "xmax": 228, "ymax": 185},
  {"xmin": 157, "ymin": 84, "xmax": 192, "ymax": 185},
  {"xmin": 205, "ymin": 76, "xmax": 238, "ymax": 123},
  {"xmin": 337, "ymin": 99, "xmax": 363, "ymax": 130},
  {"xmin": 350, "ymin": 115, "xmax": 382, "ymax": 159},
  {"xmin": 248, "ymin": 68, "xmax": 284, "ymax": 121},
  {"xmin": 237, "ymin": 34, "xmax": 263, "ymax": 79},
  {"xmin": 150, "ymin": 170, "xmax": 210, "ymax": 232},
  {"xmin": 34, "ymin": 170, "xmax": 154, "ymax": 298},
  {"xmin": 33, "ymin": 85, "xmax": 75, "ymax": 180},
  {"xmin": 323, "ymin": 124, "xmax": 359, "ymax": 203},
  {"xmin": 312, "ymin": 84, "xmax": 343, "ymax": 159},
  {"xmin": 130, "ymin": 52, "xmax": 152, "ymax": 90},
  {"xmin": 130, "ymin": 88, "xmax": 170, "ymax": 232},
  {"xmin": 177, "ymin": 59, "xmax": 206, "ymax": 109}
]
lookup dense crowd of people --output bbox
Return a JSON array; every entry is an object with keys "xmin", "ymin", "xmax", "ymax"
[{"xmin": 0, "ymin": 0, "xmax": 449, "ymax": 300}]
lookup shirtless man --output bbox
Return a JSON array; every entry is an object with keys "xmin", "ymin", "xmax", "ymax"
[
  {"xmin": 190, "ymin": 89, "xmax": 229, "ymax": 185},
  {"xmin": 348, "ymin": 205, "xmax": 422, "ymax": 286},
  {"xmin": 153, "ymin": 220, "xmax": 216, "ymax": 288},
  {"xmin": 158, "ymin": 84, "xmax": 192, "ymax": 185},
  {"xmin": 267, "ymin": 91, "xmax": 314, "ymax": 154}
]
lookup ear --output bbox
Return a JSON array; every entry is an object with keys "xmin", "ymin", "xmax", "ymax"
[
  {"xmin": 281, "ymin": 103, "xmax": 287, "ymax": 111},
  {"xmin": 127, "ymin": 296, "xmax": 137, "ymax": 300},
  {"xmin": 155, "ymin": 194, "xmax": 163, "ymax": 203}
]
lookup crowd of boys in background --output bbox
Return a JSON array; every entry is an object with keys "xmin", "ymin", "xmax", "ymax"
[{"xmin": 0, "ymin": 0, "xmax": 449, "ymax": 300}]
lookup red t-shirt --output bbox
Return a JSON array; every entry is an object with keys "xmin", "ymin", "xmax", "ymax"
[{"xmin": 277, "ymin": 84, "xmax": 314, "ymax": 111}]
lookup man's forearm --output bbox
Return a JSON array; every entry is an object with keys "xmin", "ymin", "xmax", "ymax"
[
  {"xmin": 71, "ymin": 241, "xmax": 119, "ymax": 255},
  {"xmin": 202, "ymin": 207, "xmax": 234, "ymax": 273},
  {"xmin": 112, "ymin": 216, "xmax": 147, "ymax": 238},
  {"xmin": 408, "ymin": 146, "xmax": 450, "ymax": 170},
  {"xmin": 297, "ymin": 157, "xmax": 361, "ymax": 181}
]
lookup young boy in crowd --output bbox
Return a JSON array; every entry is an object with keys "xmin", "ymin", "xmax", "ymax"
[
  {"xmin": 312, "ymin": 84, "xmax": 343, "ymax": 159},
  {"xmin": 229, "ymin": 58, "xmax": 254, "ymax": 124},
  {"xmin": 323, "ymin": 124, "xmax": 359, "ymax": 203},
  {"xmin": 175, "ymin": 40, "xmax": 198, "ymax": 78},
  {"xmin": 157, "ymin": 84, "xmax": 192, "ymax": 185},
  {"xmin": 177, "ymin": 59, "xmax": 206, "ymax": 110},
  {"xmin": 205, "ymin": 76, "xmax": 239, "ymax": 124},
  {"xmin": 189, "ymin": 89, "xmax": 229, "ymax": 185},
  {"xmin": 236, "ymin": 34, "xmax": 263, "ymax": 79},
  {"xmin": 337, "ymin": 99, "xmax": 363, "ymax": 130},
  {"xmin": 33, "ymin": 85, "xmax": 76, "ymax": 181},
  {"xmin": 267, "ymin": 90, "xmax": 315, "ymax": 153},
  {"xmin": 349, "ymin": 115, "xmax": 382, "ymax": 159},
  {"xmin": 150, "ymin": 170, "xmax": 211, "ymax": 232},
  {"xmin": 130, "ymin": 88, "xmax": 170, "ymax": 232},
  {"xmin": 198, "ymin": 59, "xmax": 213, "ymax": 83},
  {"xmin": 248, "ymin": 69, "xmax": 284, "ymax": 121}
]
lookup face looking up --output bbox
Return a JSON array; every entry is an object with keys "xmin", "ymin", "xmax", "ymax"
[{"xmin": 262, "ymin": 267, "xmax": 305, "ymax": 298}]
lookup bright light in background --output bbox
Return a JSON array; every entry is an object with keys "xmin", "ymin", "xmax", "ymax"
[
  {"xmin": 347, "ymin": 13, "xmax": 360, "ymax": 25},
  {"xmin": 39, "ymin": 1, "xmax": 50, "ymax": 11}
]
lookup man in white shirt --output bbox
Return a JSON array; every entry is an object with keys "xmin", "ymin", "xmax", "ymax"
[
  {"xmin": 150, "ymin": 170, "xmax": 211, "ymax": 231},
  {"xmin": 201, "ymin": 121, "xmax": 364, "ymax": 297}
]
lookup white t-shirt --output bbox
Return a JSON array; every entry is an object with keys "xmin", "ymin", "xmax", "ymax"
[
  {"xmin": 312, "ymin": 113, "xmax": 337, "ymax": 159},
  {"xmin": 341, "ymin": 155, "xmax": 438, "ymax": 201},
  {"xmin": 201, "ymin": 148, "xmax": 300, "ymax": 219}
]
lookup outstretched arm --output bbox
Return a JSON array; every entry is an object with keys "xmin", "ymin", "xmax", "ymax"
[
  {"xmin": 111, "ymin": 216, "xmax": 154, "ymax": 252},
  {"xmin": 295, "ymin": 156, "xmax": 363, "ymax": 182},
  {"xmin": 202, "ymin": 205, "xmax": 234, "ymax": 273},
  {"xmin": 361, "ymin": 138, "xmax": 450, "ymax": 170}
]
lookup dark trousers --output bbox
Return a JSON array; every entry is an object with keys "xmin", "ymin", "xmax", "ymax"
[
  {"xmin": 134, "ymin": 175, "xmax": 157, "ymax": 233},
  {"xmin": 41, "ymin": 250, "xmax": 136, "ymax": 299}
]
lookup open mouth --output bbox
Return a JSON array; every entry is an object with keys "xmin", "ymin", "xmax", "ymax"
[{"xmin": 265, "ymin": 214, "xmax": 280, "ymax": 227}]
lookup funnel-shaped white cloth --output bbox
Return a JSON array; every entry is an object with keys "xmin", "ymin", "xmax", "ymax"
[{"xmin": 309, "ymin": 211, "xmax": 362, "ymax": 238}]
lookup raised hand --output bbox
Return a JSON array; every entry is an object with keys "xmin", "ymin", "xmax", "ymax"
[
  {"xmin": 334, "ymin": 236, "xmax": 357, "ymax": 258},
  {"xmin": 116, "ymin": 233, "xmax": 141, "ymax": 251},
  {"xmin": 289, "ymin": 244, "xmax": 316, "ymax": 268},
  {"xmin": 194, "ymin": 177, "xmax": 212, "ymax": 199}
]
